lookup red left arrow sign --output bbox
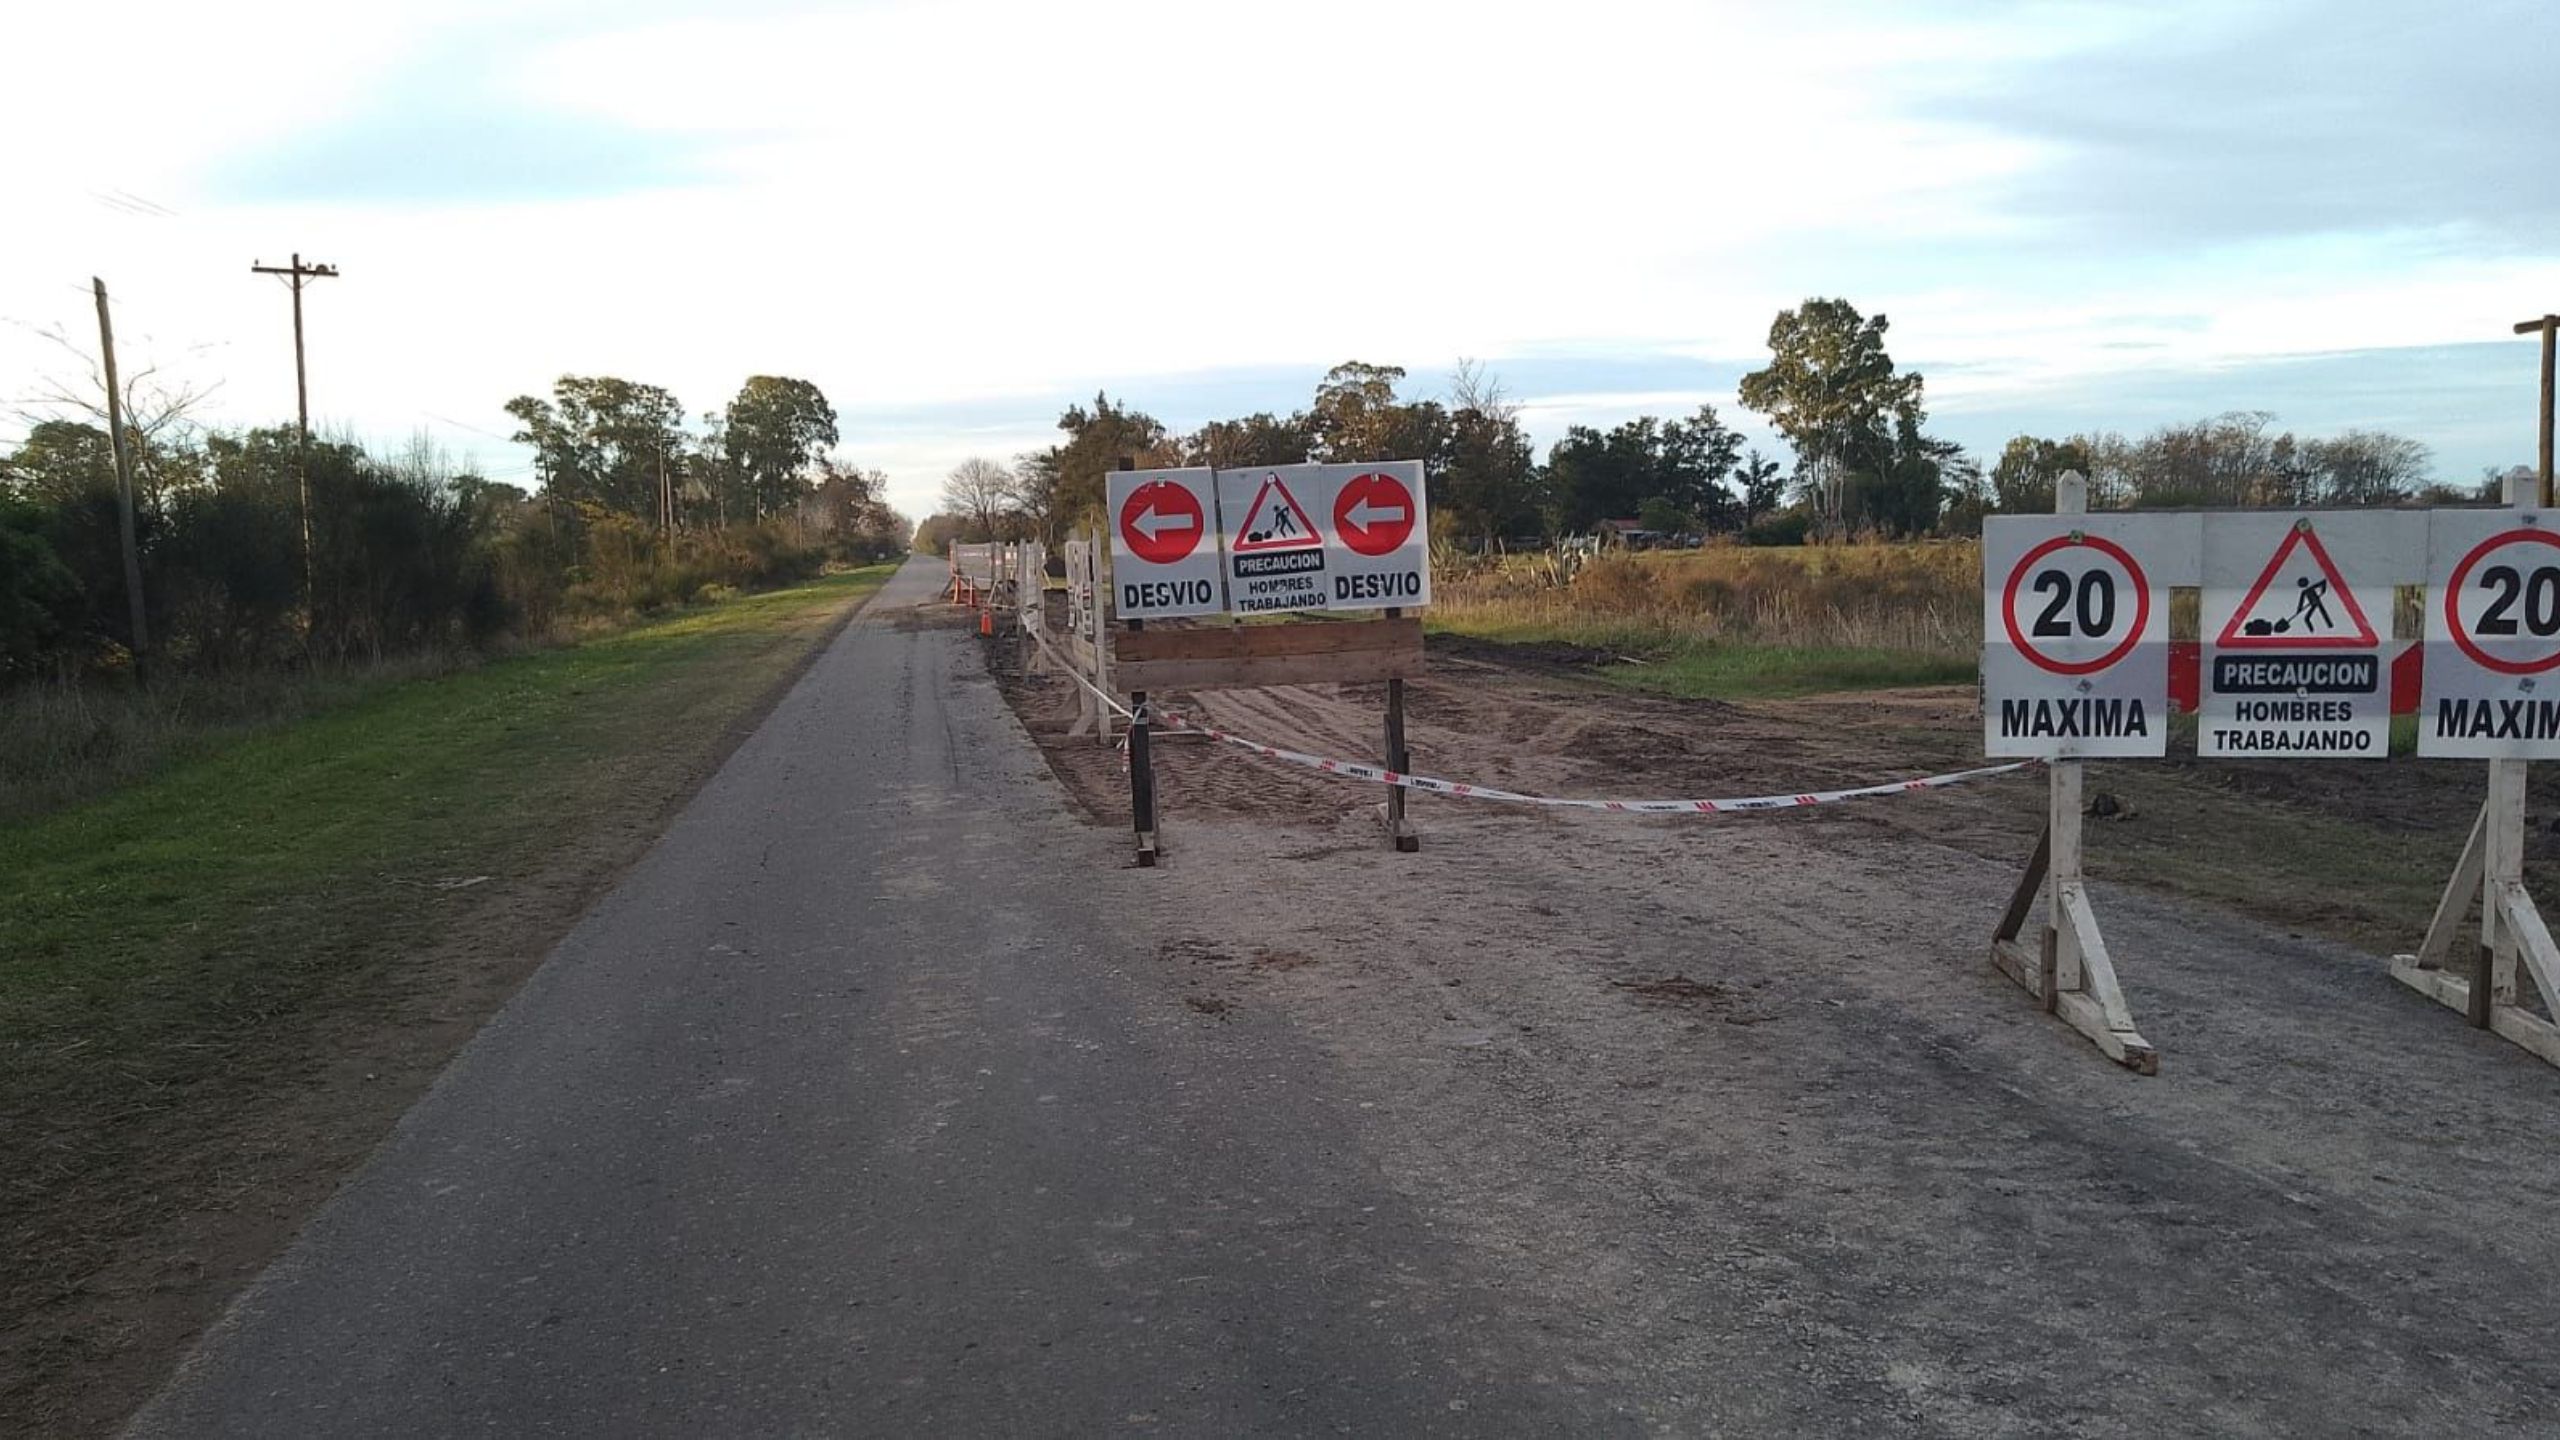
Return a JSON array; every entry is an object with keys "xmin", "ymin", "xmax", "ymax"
[{"xmin": 1118, "ymin": 481, "xmax": 1207, "ymax": 566}]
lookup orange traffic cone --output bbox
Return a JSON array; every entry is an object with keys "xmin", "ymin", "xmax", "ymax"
[{"xmin": 979, "ymin": 608, "xmax": 994, "ymax": 636}]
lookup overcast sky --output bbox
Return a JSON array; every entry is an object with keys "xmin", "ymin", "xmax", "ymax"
[{"xmin": 5, "ymin": 0, "xmax": 2554, "ymax": 518}]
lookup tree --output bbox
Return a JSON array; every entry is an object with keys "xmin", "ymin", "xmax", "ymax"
[
  {"xmin": 12, "ymin": 316, "xmax": 217, "ymax": 505},
  {"xmin": 1542, "ymin": 406, "xmax": 1750, "ymax": 533},
  {"xmin": 0, "ymin": 420, "xmax": 118, "ymax": 504},
  {"xmin": 1737, "ymin": 449, "xmax": 1785, "ymax": 524},
  {"xmin": 1738, "ymin": 298, "xmax": 1947, "ymax": 534},
  {"xmin": 1016, "ymin": 393, "xmax": 1173, "ymax": 545},
  {"xmin": 1989, "ymin": 436, "xmax": 2092, "ymax": 515},
  {"xmin": 724, "ymin": 376, "xmax": 839, "ymax": 521},
  {"xmin": 2300, "ymin": 430, "xmax": 2431, "ymax": 505},
  {"xmin": 1438, "ymin": 394, "xmax": 1541, "ymax": 543},
  {"xmin": 504, "ymin": 376, "xmax": 686, "ymax": 521},
  {"xmin": 912, "ymin": 512, "xmax": 972, "ymax": 556},
  {"xmin": 943, "ymin": 457, "xmax": 1016, "ymax": 541},
  {"xmin": 812, "ymin": 458, "xmax": 907, "ymax": 559},
  {"xmin": 1309, "ymin": 362, "xmax": 1409, "ymax": 462},
  {"xmin": 1185, "ymin": 412, "xmax": 1315, "ymax": 469}
]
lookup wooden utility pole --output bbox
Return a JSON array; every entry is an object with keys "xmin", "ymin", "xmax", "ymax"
[
  {"xmin": 92, "ymin": 279, "xmax": 150, "ymax": 676},
  {"xmin": 2518, "ymin": 314, "xmax": 2558, "ymax": 507},
  {"xmin": 251, "ymin": 253, "xmax": 340, "ymax": 615}
]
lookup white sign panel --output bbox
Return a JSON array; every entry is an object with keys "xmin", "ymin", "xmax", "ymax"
[
  {"xmin": 1982, "ymin": 513, "xmax": 2197, "ymax": 758},
  {"xmin": 2422, "ymin": 509, "xmax": 2560, "ymax": 757},
  {"xmin": 1107, "ymin": 467, "xmax": 1225, "ymax": 619},
  {"xmin": 1215, "ymin": 462, "xmax": 1431, "ymax": 615},
  {"xmin": 2199, "ymin": 512, "xmax": 2414, "ymax": 759}
]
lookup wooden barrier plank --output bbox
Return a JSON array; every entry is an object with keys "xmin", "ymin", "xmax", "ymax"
[{"xmin": 1112, "ymin": 617, "xmax": 1423, "ymax": 664}]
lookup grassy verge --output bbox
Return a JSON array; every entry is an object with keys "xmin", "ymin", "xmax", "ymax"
[{"xmin": 0, "ymin": 563, "xmax": 892, "ymax": 1430}]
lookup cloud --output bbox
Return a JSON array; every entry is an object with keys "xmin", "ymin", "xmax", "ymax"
[{"xmin": 1931, "ymin": 0, "xmax": 2560, "ymax": 252}]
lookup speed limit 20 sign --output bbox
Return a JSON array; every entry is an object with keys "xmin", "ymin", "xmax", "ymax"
[
  {"xmin": 1982, "ymin": 514, "xmax": 2198, "ymax": 758},
  {"xmin": 2422, "ymin": 510, "xmax": 2560, "ymax": 757}
]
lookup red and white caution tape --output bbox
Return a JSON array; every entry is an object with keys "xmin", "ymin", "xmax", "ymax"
[{"xmin": 1025, "ymin": 623, "xmax": 2032, "ymax": 814}]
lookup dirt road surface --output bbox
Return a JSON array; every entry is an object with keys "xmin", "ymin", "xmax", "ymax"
[{"xmin": 132, "ymin": 557, "xmax": 2560, "ymax": 1435}]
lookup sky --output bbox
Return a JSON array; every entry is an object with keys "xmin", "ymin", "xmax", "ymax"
[{"xmin": 3, "ymin": 0, "xmax": 2554, "ymax": 520}]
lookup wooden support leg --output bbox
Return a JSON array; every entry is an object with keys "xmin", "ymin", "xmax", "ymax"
[{"xmin": 1989, "ymin": 766, "xmax": 2156, "ymax": 1074}]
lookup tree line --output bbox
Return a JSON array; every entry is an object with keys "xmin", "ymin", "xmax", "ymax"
[
  {"xmin": 1, "ymin": 373, "xmax": 908, "ymax": 685},
  {"xmin": 921, "ymin": 298, "xmax": 2478, "ymax": 551}
]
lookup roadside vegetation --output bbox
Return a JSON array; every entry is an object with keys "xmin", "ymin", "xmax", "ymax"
[
  {"xmin": 3, "ymin": 374, "xmax": 908, "ymax": 819},
  {"xmin": 1429, "ymin": 544, "xmax": 1978, "ymax": 699},
  {"xmin": 906, "ymin": 296, "xmax": 2525, "ymax": 697},
  {"xmin": 0, "ymin": 563, "xmax": 893, "ymax": 1429}
]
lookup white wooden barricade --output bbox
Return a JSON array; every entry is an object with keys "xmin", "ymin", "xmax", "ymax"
[
  {"xmin": 948, "ymin": 542, "xmax": 1000, "ymax": 605},
  {"xmin": 2391, "ymin": 471, "xmax": 2560, "ymax": 1069},
  {"xmin": 1061, "ymin": 532, "xmax": 1113, "ymax": 743},
  {"xmin": 1986, "ymin": 473, "xmax": 2560, "ymax": 1072}
]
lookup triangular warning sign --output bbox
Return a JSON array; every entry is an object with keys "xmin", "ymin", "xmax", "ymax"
[
  {"xmin": 1230, "ymin": 474, "xmax": 1323, "ymax": 552},
  {"xmin": 2218, "ymin": 524, "xmax": 2379, "ymax": 649}
]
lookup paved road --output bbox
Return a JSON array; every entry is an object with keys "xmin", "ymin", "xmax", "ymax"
[{"xmin": 131, "ymin": 558, "xmax": 1571, "ymax": 1436}]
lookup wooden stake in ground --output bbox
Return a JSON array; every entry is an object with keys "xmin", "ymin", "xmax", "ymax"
[
  {"xmin": 92, "ymin": 278, "xmax": 149, "ymax": 677},
  {"xmin": 2517, "ymin": 314, "xmax": 2557, "ymax": 507},
  {"xmin": 1117, "ymin": 458, "xmax": 1160, "ymax": 867},
  {"xmin": 1383, "ymin": 605, "xmax": 1419, "ymax": 852},
  {"xmin": 250, "ymin": 253, "xmax": 340, "ymax": 619}
]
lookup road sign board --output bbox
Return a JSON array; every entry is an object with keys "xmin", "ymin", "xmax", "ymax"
[
  {"xmin": 1982, "ymin": 513, "xmax": 2196, "ymax": 758},
  {"xmin": 1107, "ymin": 467, "xmax": 1225, "ymax": 619},
  {"xmin": 1216, "ymin": 462, "xmax": 1432, "ymax": 614},
  {"xmin": 2422, "ymin": 509, "xmax": 2560, "ymax": 756},
  {"xmin": 2200, "ymin": 512, "xmax": 2413, "ymax": 760}
]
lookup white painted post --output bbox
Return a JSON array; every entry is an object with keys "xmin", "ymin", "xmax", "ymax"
[
  {"xmin": 2483, "ymin": 468, "xmax": 2541, "ymax": 1023},
  {"xmin": 2048, "ymin": 472, "xmax": 2091, "ymax": 996},
  {"xmin": 1090, "ymin": 529, "xmax": 1116, "ymax": 745}
]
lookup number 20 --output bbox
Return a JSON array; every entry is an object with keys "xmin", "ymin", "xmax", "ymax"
[
  {"xmin": 2477, "ymin": 563, "xmax": 2560, "ymax": 638},
  {"xmin": 2031, "ymin": 568, "xmax": 2118, "ymax": 638}
]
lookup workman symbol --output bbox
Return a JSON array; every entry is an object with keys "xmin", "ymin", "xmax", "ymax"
[{"xmin": 2246, "ymin": 576, "xmax": 2334, "ymax": 637}]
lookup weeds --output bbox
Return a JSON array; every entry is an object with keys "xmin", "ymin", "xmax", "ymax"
[{"xmin": 1435, "ymin": 542, "xmax": 1980, "ymax": 659}]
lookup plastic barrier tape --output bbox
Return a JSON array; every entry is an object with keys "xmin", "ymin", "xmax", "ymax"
[{"xmin": 1025, "ymin": 623, "xmax": 2034, "ymax": 813}]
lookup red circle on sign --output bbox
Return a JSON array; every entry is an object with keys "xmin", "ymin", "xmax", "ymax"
[
  {"xmin": 1332, "ymin": 472, "xmax": 1417, "ymax": 557},
  {"xmin": 2444, "ymin": 527, "xmax": 2560, "ymax": 676},
  {"xmin": 1999, "ymin": 533, "xmax": 2151, "ymax": 676},
  {"xmin": 1117, "ymin": 481, "xmax": 1205, "ymax": 566}
]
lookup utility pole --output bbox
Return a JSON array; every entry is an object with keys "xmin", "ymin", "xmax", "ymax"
[
  {"xmin": 251, "ymin": 252, "xmax": 340, "ymax": 617},
  {"xmin": 92, "ymin": 279, "xmax": 150, "ymax": 677},
  {"xmin": 2518, "ymin": 313, "xmax": 2558, "ymax": 507}
]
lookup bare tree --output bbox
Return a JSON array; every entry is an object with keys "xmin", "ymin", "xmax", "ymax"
[
  {"xmin": 10, "ymin": 317, "xmax": 219, "ymax": 503},
  {"xmin": 942, "ymin": 456, "xmax": 1014, "ymax": 540},
  {"xmin": 1448, "ymin": 356, "xmax": 1514, "ymax": 418}
]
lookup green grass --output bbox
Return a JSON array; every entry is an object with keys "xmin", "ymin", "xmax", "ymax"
[
  {"xmin": 1601, "ymin": 645, "xmax": 1978, "ymax": 700},
  {"xmin": 0, "ymin": 564, "xmax": 891, "ymax": 1373}
]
